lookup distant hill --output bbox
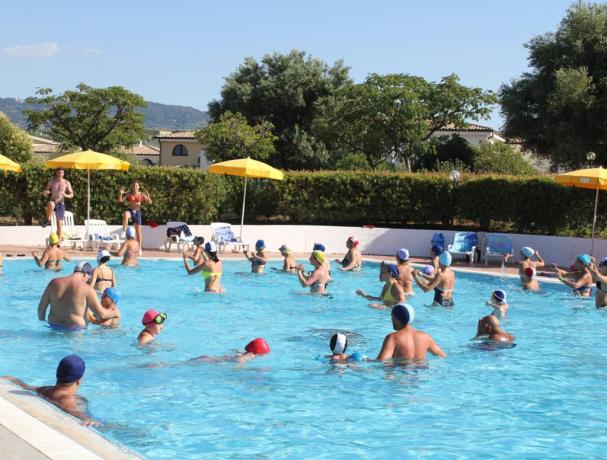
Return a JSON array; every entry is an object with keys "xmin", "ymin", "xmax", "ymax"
[{"xmin": 0, "ymin": 97, "xmax": 209, "ymax": 131}]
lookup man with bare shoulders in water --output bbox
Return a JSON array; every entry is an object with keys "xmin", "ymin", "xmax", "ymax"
[{"xmin": 376, "ymin": 303, "xmax": 446, "ymax": 362}]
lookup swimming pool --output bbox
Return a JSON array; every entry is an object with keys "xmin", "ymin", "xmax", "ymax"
[{"xmin": 2, "ymin": 259, "xmax": 606, "ymax": 458}]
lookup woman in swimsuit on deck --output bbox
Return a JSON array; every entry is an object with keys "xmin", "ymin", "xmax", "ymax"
[
  {"xmin": 244, "ymin": 240, "xmax": 268, "ymax": 273},
  {"xmin": 118, "ymin": 181, "xmax": 152, "ymax": 248},
  {"xmin": 356, "ymin": 263, "xmax": 405, "ymax": 309},
  {"xmin": 182, "ymin": 241, "xmax": 224, "ymax": 292},
  {"xmin": 413, "ymin": 252, "xmax": 455, "ymax": 307},
  {"xmin": 89, "ymin": 249, "xmax": 115, "ymax": 293}
]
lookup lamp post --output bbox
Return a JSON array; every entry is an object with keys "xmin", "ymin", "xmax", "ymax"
[
  {"xmin": 449, "ymin": 169, "xmax": 461, "ymax": 227},
  {"xmin": 587, "ymin": 151, "xmax": 596, "ymax": 168},
  {"xmin": 449, "ymin": 169, "xmax": 461, "ymax": 184}
]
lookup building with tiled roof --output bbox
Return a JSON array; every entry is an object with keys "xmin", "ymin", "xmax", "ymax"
[
  {"xmin": 29, "ymin": 135, "xmax": 59, "ymax": 159},
  {"xmin": 431, "ymin": 123, "xmax": 505, "ymax": 146},
  {"xmin": 121, "ymin": 142, "xmax": 160, "ymax": 166},
  {"xmin": 154, "ymin": 131, "xmax": 209, "ymax": 168}
]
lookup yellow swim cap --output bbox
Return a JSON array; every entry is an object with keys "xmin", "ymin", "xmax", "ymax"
[
  {"xmin": 312, "ymin": 250, "xmax": 326, "ymax": 264},
  {"xmin": 49, "ymin": 232, "xmax": 59, "ymax": 245}
]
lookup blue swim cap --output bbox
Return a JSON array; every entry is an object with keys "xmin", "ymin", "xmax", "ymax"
[
  {"xmin": 56, "ymin": 354, "xmax": 85, "ymax": 383},
  {"xmin": 348, "ymin": 351, "xmax": 364, "ymax": 362},
  {"xmin": 521, "ymin": 247, "xmax": 534, "ymax": 258},
  {"xmin": 255, "ymin": 239, "xmax": 265, "ymax": 250},
  {"xmin": 387, "ymin": 263, "xmax": 400, "ymax": 278},
  {"xmin": 313, "ymin": 242, "xmax": 326, "ymax": 252},
  {"xmin": 421, "ymin": 265, "xmax": 434, "ymax": 276},
  {"xmin": 577, "ymin": 253, "xmax": 592, "ymax": 266},
  {"xmin": 397, "ymin": 248, "xmax": 409, "ymax": 261},
  {"xmin": 394, "ymin": 302, "xmax": 415, "ymax": 324},
  {"xmin": 431, "ymin": 244, "xmax": 443, "ymax": 255},
  {"xmin": 492, "ymin": 290, "xmax": 506, "ymax": 303},
  {"xmin": 391, "ymin": 304, "xmax": 410, "ymax": 326},
  {"xmin": 103, "ymin": 287, "xmax": 120, "ymax": 304},
  {"xmin": 439, "ymin": 252, "xmax": 452, "ymax": 267}
]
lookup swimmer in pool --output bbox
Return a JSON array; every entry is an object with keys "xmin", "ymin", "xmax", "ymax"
[
  {"xmin": 356, "ymin": 263, "xmax": 405, "ymax": 308},
  {"xmin": 430, "ymin": 244, "xmax": 443, "ymax": 273},
  {"xmin": 191, "ymin": 338, "xmax": 270, "ymax": 364},
  {"xmin": 244, "ymin": 239, "xmax": 268, "ymax": 273},
  {"xmin": 505, "ymin": 247, "xmax": 544, "ymax": 291},
  {"xmin": 32, "ymin": 232, "xmax": 71, "ymax": 271},
  {"xmin": 313, "ymin": 242, "xmax": 332, "ymax": 273},
  {"xmin": 376, "ymin": 303, "xmax": 446, "ymax": 361},
  {"xmin": 325, "ymin": 333, "xmax": 364, "ymax": 363},
  {"xmin": 413, "ymin": 252, "xmax": 455, "ymax": 307},
  {"xmin": 182, "ymin": 241, "xmax": 224, "ymax": 292},
  {"xmin": 296, "ymin": 250, "xmax": 331, "ymax": 295},
  {"xmin": 186, "ymin": 236, "xmax": 205, "ymax": 264},
  {"xmin": 588, "ymin": 257, "xmax": 607, "ymax": 308},
  {"xmin": 2, "ymin": 355, "xmax": 99, "ymax": 426},
  {"xmin": 38, "ymin": 262, "xmax": 118, "ymax": 330},
  {"xmin": 394, "ymin": 248, "xmax": 415, "ymax": 295},
  {"xmin": 278, "ymin": 244, "xmax": 297, "ymax": 272},
  {"xmin": 109, "ymin": 226, "xmax": 139, "ymax": 266},
  {"xmin": 553, "ymin": 253, "xmax": 593, "ymax": 297},
  {"xmin": 89, "ymin": 249, "xmax": 115, "ymax": 293},
  {"xmin": 335, "ymin": 236, "xmax": 362, "ymax": 271},
  {"xmin": 87, "ymin": 287, "xmax": 121, "ymax": 328},
  {"xmin": 137, "ymin": 309, "xmax": 167, "ymax": 345},
  {"xmin": 474, "ymin": 315, "xmax": 515, "ymax": 343},
  {"xmin": 487, "ymin": 289, "xmax": 509, "ymax": 319}
]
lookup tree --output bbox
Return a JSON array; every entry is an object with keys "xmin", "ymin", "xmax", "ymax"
[
  {"xmin": 415, "ymin": 134, "xmax": 477, "ymax": 171},
  {"xmin": 24, "ymin": 83, "xmax": 146, "ymax": 153},
  {"xmin": 195, "ymin": 111, "xmax": 277, "ymax": 162},
  {"xmin": 500, "ymin": 2, "xmax": 607, "ymax": 167},
  {"xmin": 0, "ymin": 112, "xmax": 32, "ymax": 163},
  {"xmin": 314, "ymin": 73, "xmax": 497, "ymax": 170},
  {"xmin": 209, "ymin": 50, "xmax": 351, "ymax": 169},
  {"xmin": 472, "ymin": 142, "xmax": 537, "ymax": 175}
]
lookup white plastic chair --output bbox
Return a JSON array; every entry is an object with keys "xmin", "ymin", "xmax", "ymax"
[
  {"xmin": 447, "ymin": 232, "xmax": 478, "ymax": 265},
  {"xmin": 164, "ymin": 221, "xmax": 195, "ymax": 252},
  {"xmin": 210, "ymin": 222, "xmax": 250, "ymax": 253},
  {"xmin": 49, "ymin": 211, "xmax": 86, "ymax": 249},
  {"xmin": 84, "ymin": 219, "xmax": 124, "ymax": 251},
  {"xmin": 483, "ymin": 234, "xmax": 513, "ymax": 266}
]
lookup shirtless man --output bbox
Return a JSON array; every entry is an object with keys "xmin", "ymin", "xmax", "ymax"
[
  {"xmin": 38, "ymin": 262, "xmax": 118, "ymax": 330},
  {"xmin": 2, "ymin": 355, "xmax": 99, "ymax": 426},
  {"xmin": 505, "ymin": 246, "xmax": 544, "ymax": 291},
  {"xmin": 376, "ymin": 303, "xmax": 446, "ymax": 362},
  {"xmin": 42, "ymin": 168, "xmax": 74, "ymax": 240},
  {"xmin": 32, "ymin": 232, "xmax": 71, "ymax": 271},
  {"xmin": 395, "ymin": 248, "xmax": 414, "ymax": 295},
  {"xmin": 553, "ymin": 253, "xmax": 593, "ymax": 298},
  {"xmin": 413, "ymin": 252, "xmax": 455, "ymax": 306},
  {"xmin": 474, "ymin": 315, "xmax": 515, "ymax": 342}
]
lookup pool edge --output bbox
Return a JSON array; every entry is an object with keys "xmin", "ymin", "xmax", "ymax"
[{"xmin": 0, "ymin": 380, "xmax": 141, "ymax": 459}]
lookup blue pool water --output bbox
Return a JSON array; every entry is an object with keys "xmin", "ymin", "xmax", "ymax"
[{"xmin": 2, "ymin": 259, "xmax": 607, "ymax": 458}]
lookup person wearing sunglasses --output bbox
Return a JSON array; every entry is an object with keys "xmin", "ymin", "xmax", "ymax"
[
  {"xmin": 137, "ymin": 308, "xmax": 168, "ymax": 345},
  {"xmin": 38, "ymin": 262, "xmax": 118, "ymax": 331}
]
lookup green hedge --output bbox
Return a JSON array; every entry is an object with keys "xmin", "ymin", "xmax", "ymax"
[{"xmin": 0, "ymin": 165, "xmax": 603, "ymax": 237}]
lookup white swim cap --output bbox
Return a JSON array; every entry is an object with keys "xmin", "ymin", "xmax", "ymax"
[
  {"xmin": 330, "ymin": 333, "xmax": 348, "ymax": 354},
  {"xmin": 126, "ymin": 227, "xmax": 136, "ymax": 239}
]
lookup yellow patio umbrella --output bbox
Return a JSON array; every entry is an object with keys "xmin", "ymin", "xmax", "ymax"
[
  {"xmin": 0, "ymin": 153, "xmax": 22, "ymax": 173},
  {"xmin": 209, "ymin": 157, "xmax": 284, "ymax": 238},
  {"xmin": 556, "ymin": 167, "xmax": 607, "ymax": 255},
  {"xmin": 46, "ymin": 150, "xmax": 130, "ymax": 236}
]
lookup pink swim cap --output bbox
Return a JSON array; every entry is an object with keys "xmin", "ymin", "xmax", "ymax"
[
  {"xmin": 142, "ymin": 309, "xmax": 160, "ymax": 325},
  {"xmin": 245, "ymin": 338, "xmax": 270, "ymax": 355},
  {"xmin": 347, "ymin": 236, "xmax": 360, "ymax": 246}
]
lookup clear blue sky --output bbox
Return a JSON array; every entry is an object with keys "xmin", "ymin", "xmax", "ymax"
[{"xmin": 1, "ymin": 0, "xmax": 575, "ymax": 128}]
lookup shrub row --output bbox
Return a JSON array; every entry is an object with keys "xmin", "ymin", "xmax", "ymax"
[{"xmin": 0, "ymin": 165, "xmax": 603, "ymax": 237}]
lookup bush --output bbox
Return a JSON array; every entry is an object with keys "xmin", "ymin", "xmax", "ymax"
[
  {"xmin": 0, "ymin": 165, "xmax": 602, "ymax": 238},
  {"xmin": 472, "ymin": 142, "xmax": 537, "ymax": 175}
]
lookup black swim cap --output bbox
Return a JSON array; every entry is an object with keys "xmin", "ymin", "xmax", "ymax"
[{"xmin": 392, "ymin": 304, "xmax": 410, "ymax": 326}]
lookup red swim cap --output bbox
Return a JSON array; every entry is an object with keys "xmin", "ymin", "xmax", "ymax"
[{"xmin": 245, "ymin": 338, "xmax": 270, "ymax": 355}]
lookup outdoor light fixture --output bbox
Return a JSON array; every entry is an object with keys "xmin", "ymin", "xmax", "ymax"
[
  {"xmin": 449, "ymin": 169, "xmax": 461, "ymax": 183},
  {"xmin": 587, "ymin": 151, "xmax": 596, "ymax": 168}
]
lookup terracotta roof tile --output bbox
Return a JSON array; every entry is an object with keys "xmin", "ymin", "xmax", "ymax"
[
  {"xmin": 33, "ymin": 143, "xmax": 58, "ymax": 153},
  {"xmin": 122, "ymin": 145, "xmax": 160, "ymax": 156},
  {"xmin": 438, "ymin": 123, "xmax": 495, "ymax": 132},
  {"xmin": 155, "ymin": 130, "xmax": 197, "ymax": 139}
]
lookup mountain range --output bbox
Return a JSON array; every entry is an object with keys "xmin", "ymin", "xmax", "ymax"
[{"xmin": 0, "ymin": 97, "xmax": 210, "ymax": 131}]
